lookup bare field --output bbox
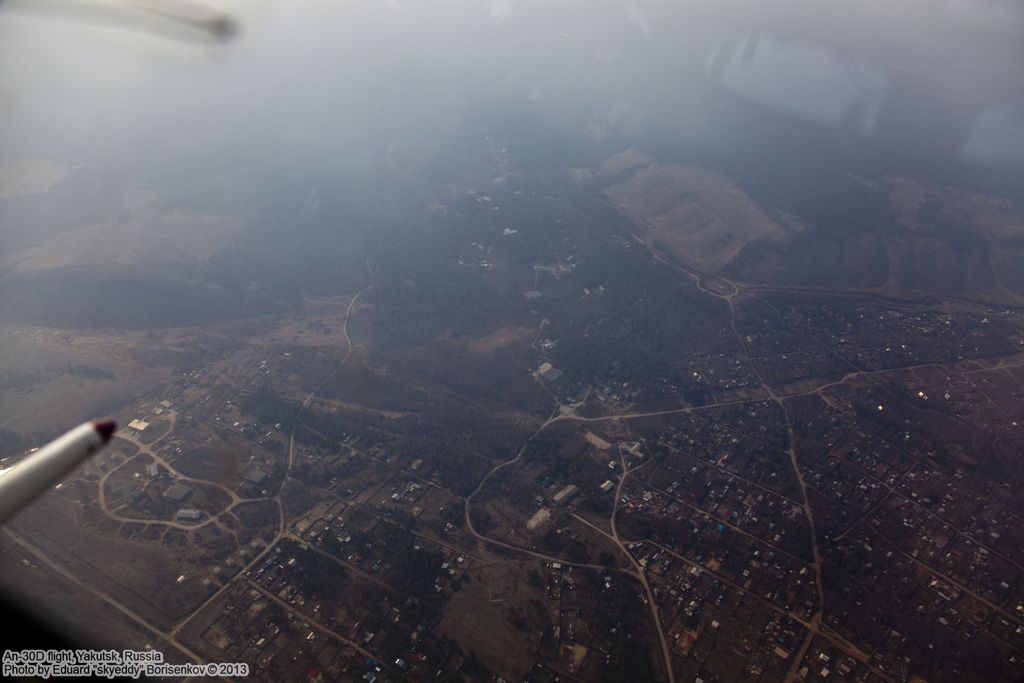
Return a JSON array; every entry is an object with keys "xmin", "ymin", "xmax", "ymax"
[
  {"xmin": 175, "ymin": 439, "xmax": 245, "ymax": 485},
  {"xmin": 0, "ymin": 158, "xmax": 80, "ymax": 198},
  {"xmin": 584, "ymin": 431, "xmax": 612, "ymax": 450},
  {"xmin": 598, "ymin": 147, "xmax": 655, "ymax": 177},
  {"xmin": 8, "ymin": 190, "xmax": 241, "ymax": 273},
  {"xmin": 0, "ymin": 325, "xmax": 172, "ymax": 438},
  {"xmin": 0, "ymin": 533, "xmax": 192, "ymax": 661},
  {"xmin": 10, "ymin": 494, "xmax": 212, "ymax": 629},
  {"xmin": 443, "ymin": 325, "xmax": 535, "ymax": 355},
  {"xmin": 437, "ymin": 563, "xmax": 547, "ymax": 682},
  {"xmin": 605, "ymin": 162, "xmax": 784, "ymax": 273}
]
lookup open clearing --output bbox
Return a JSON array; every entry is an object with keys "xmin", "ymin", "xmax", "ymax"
[
  {"xmin": 444, "ymin": 325, "xmax": 535, "ymax": 354},
  {"xmin": 584, "ymin": 431, "xmax": 612, "ymax": 450},
  {"xmin": 526, "ymin": 507, "xmax": 551, "ymax": 530},
  {"xmin": 437, "ymin": 563, "xmax": 545, "ymax": 682},
  {"xmin": 0, "ymin": 158, "xmax": 81, "ymax": 197},
  {"xmin": 605, "ymin": 162, "xmax": 784, "ymax": 273}
]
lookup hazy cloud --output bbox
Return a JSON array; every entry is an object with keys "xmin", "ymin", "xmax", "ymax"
[
  {"xmin": 584, "ymin": 103, "xmax": 641, "ymax": 139},
  {"xmin": 487, "ymin": 0, "xmax": 514, "ymax": 24},
  {"xmin": 626, "ymin": 4, "xmax": 651, "ymax": 38}
]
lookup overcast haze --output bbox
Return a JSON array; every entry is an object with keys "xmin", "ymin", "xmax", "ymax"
[{"xmin": 4, "ymin": 1, "xmax": 1021, "ymax": 189}]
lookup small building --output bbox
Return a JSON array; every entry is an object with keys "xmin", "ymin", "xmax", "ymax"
[
  {"xmin": 146, "ymin": 463, "xmax": 160, "ymax": 478},
  {"xmin": 552, "ymin": 484, "xmax": 579, "ymax": 505},
  {"xmin": 128, "ymin": 419, "xmax": 150, "ymax": 431},
  {"xmin": 176, "ymin": 509, "xmax": 202, "ymax": 523},
  {"xmin": 599, "ymin": 480, "xmax": 615, "ymax": 493},
  {"xmin": 165, "ymin": 482, "xmax": 193, "ymax": 502}
]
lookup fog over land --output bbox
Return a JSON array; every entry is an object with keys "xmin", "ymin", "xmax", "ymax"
[{"xmin": 2, "ymin": 0, "xmax": 1022, "ymax": 327}]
